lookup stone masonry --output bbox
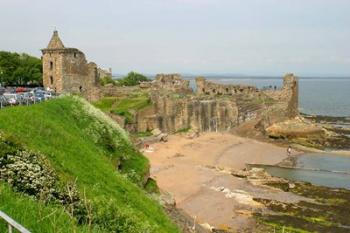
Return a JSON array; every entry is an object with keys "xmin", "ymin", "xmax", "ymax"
[
  {"xmin": 136, "ymin": 74, "xmax": 299, "ymax": 133},
  {"xmin": 140, "ymin": 74, "xmax": 192, "ymax": 94},
  {"xmin": 41, "ymin": 31, "xmax": 101, "ymax": 101},
  {"xmin": 196, "ymin": 77, "xmax": 259, "ymax": 96}
]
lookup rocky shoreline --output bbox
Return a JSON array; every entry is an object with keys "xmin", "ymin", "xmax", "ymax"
[
  {"xmin": 146, "ymin": 130, "xmax": 350, "ymax": 232},
  {"xmin": 239, "ymin": 167, "xmax": 350, "ymax": 233}
]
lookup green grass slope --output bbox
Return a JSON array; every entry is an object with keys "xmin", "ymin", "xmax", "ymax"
[
  {"xmin": 93, "ymin": 92, "xmax": 151, "ymax": 124},
  {"xmin": 0, "ymin": 96, "xmax": 179, "ymax": 233}
]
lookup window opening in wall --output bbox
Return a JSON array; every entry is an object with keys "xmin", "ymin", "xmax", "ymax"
[
  {"xmin": 50, "ymin": 76, "xmax": 53, "ymax": 85},
  {"xmin": 50, "ymin": 61, "xmax": 53, "ymax": 70},
  {"xmin": 94, "ymin": 67, "xmax": 98, "ymax": 81},
  {"xmin": 74, "ymin": 53, "xmax": 77, "ymax": 58}
]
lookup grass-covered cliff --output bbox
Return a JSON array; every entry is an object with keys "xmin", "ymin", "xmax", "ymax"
[{"xmin": 0, "ymin": 96, "xmax": 179, "ymax": 233}]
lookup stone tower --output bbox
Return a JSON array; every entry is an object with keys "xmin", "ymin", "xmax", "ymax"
[
  {"xmin": 282, "ymin": 73, "xmax": 299, "ymax": 118},
  {"xmin": 41, "ymin": 31, "xmax": 100, "ymax": 99}
]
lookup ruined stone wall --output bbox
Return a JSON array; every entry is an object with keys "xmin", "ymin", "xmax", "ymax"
[
  {"xmin": 137, "ymin": 95, "xmax": 239, "ymax": 133},
  {"xmin": 196, "ymin": 77, "xmax": 259, "ymax": 96},
  {"xmin": 101, "ymin": 86, "xmax": 141, "ymax": 97},
  {"xmin": 97, "ymin": 68, "xmax": 112, "ymax": 79},
  {"xmin": 135, "ymin": 73, "xmax": 299, "ymax": 134},
  {"xmin": 43, "ymin": 48, "xmax": 100, "ymax": 98},
  {"xmin": 59, "ymin": 50, "xmax": 99, "ymax": 94},
  {"xmin": 283, "ymin": 74, "xmax": 299, "ymax": 118},
  {"xmin": 140, "ymin": 74, "xmax": 192, "ymax": 94},
  {"xmin": 263, "ymin": 73, "xmax": 299, "ymax": 119}
]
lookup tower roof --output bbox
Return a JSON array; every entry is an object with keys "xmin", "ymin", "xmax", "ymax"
[{"xmin": 47, "ymin": 30, "xmax": 65, "ymax": 49}]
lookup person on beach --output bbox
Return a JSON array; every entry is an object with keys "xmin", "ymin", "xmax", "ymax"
[{"xmin": 287, "ymin": 146, "xmax": 292, "ymax": 156}]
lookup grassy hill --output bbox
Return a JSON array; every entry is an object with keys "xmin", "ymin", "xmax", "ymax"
[{"xmin": 0, "ymin": 96, "xmax": 179, "ymax": 233}]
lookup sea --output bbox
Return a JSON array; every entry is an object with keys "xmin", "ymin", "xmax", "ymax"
[
  {"xmin": 184, "ymin": 76, "xmax": 350, "ymax": 117},
  {"xmin": 261, "ymin": 154, "xmax": 350, "ymax": 190}
]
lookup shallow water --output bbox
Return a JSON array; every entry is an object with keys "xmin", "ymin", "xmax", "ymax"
[
  {"xmin": 264, "ymin": 166, "xmax": 350, "ymax": 189},
  {"xmin": 261, "ymin": 153, "xmax": 350, "ymax": 189},
  {"xmin": 297, "ymin": 153, "xmax": 350, "ymax": 173}
]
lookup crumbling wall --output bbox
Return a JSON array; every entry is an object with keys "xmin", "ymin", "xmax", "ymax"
[
  {"xmin": 135, "ymin": 73, "xmax": 299, "ymax": 134},
  {"xmin": 196, "ymin": 77, "xmax": 259, "ymax": 96},
  {"xmin": 97, "ymin": 67, "xmax": 112, "ymax": 79},
  {"xmin": 136, "ymin": 95, "xmax": 239, "ymax": 133},
  {"xmin": 101, "ymin": 86, "xmax": 141, "ymax": 97},
  {"xmin": 263, "ymin": 73, "xmax": 299, "ymax": 119},
  {"xmin": 139, "ymin": 74, "xmax": 192, "ymax": 94}
]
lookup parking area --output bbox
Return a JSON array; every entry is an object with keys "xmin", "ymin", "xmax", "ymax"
[{"xmin": 0, "ymin": 86, "xmax": 56, "ymax": 109}]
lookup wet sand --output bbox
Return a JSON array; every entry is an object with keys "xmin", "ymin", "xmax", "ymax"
[{"xmin": 144, "ymin": 132, "xmax": 305, "ymax": 232}]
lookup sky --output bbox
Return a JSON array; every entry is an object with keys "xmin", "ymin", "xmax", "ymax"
[{"xmin": 0, "ymin": 0, "xmax": 349, "ymax": 77}]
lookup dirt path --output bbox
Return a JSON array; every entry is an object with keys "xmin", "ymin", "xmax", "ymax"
[{"xmin": 144, "ymin": 133, "xmax": 305, "ymax": 232}]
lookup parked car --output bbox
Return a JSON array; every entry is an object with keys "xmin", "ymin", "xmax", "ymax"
[
  {"xmin": 3, "ymin": 93, "xmax": 19, "ymax": 105},
  {"xmin": 17, "ymin": 92, "xmax": 33, "ymax": 105},
  {"xmin": 16, "ymin": 87, "xmax": 27, "ymax": 93},
  {"xmin": 0, "ymin": 87, "xmax": 5, "ymax": 95},
  {"xmin": 0, "ymin": 95, "xmax": 8, "ymax": 108},
  {"xmin": 34, "ymin": 91, "xmax": 45, "ymax": 102}
]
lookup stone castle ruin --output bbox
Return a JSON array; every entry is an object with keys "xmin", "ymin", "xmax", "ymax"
[
  {"xmin": 41, "ymin": 31, "xmax": 299, "ymax": 135},
  {"xmin": 41, "ymin": 31, "xmax": 105, "ymax": 101},
  {"xmin": 136, "ymin": 73, "xmax": 298, "ymax": 133}
]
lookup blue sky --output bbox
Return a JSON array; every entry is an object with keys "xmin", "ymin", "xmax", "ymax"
[{"xmin": 0, "ymin": 0, "xmax": 349, "ymax": 76}]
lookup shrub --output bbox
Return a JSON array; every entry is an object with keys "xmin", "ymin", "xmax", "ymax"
[
  {"xmin": 0, "ymin": 131, "xmax": 86, "ymax": 221},
  {"xmin": 93, "ymin": 199, "xmax": 155, "ymax": 233},
  {"xmin": 117, "ymin": 72, "xmax": 149, "ymax": 86},
  {"xmin": 144, "ymin": 178, "xmax": 160, "ymax": 194}
]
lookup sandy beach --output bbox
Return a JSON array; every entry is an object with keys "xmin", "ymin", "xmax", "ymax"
[{"xmin": 144, "ymin": 132, "xmax": 305, "ymax": 231}]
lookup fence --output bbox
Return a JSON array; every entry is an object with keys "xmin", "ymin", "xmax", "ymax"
[{"xmin": 0, "ymin": 211, "xmax": 31, "ymax": 233}]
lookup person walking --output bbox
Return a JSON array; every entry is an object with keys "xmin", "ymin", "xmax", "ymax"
[{"xmin": 287, "ymin": 146, "xmax": 292, "ymax": 156}]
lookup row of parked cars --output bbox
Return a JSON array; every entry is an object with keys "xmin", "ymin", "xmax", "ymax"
[{"xmin": 0, "ymin": 87, "xmax": 56, "ymax": 108}]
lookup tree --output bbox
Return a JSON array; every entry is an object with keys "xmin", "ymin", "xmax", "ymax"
[
  {"xmin": 0, "ymin": 51, "xmax": 42, "ymax": 86},
  {"xmin": 117, "ymin": 71, "xmax": 149, "ymax": 86}
]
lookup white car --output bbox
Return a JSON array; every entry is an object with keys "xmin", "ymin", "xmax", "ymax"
[{"xmin": 3, "ymin": 93, "xmax": 18, "ymax": 105}]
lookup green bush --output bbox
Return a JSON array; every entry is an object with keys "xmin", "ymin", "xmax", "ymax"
[
  {"xmin": 145, "ymin": 178, "xmax": 160, "ymax": 194},
  {"xmin": 117, "ymin": 71, "xmax": 149, "ymax": 86},
  {"xmin": 0, "ymin": 132, "xmax": 86, "ymax": 219},
  {"xmin": 0, "ymin": 183, "xmax": 98, "ymax": 233}
]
